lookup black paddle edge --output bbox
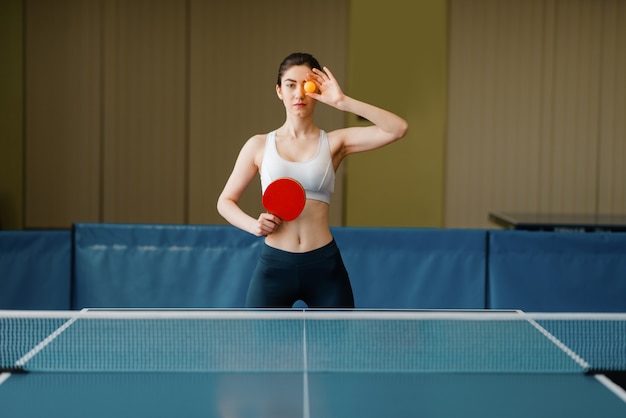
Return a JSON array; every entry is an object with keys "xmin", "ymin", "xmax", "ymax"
[
  {"xmin": 0, "ymin": 367, "xmax": 28, "ymax": 374},
  {"xmin": 585, "ymin": 369, "xmax": 626, "ymax": 391}
]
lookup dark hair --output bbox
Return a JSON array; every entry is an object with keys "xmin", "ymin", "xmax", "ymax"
[{"xmin": 276, "ymin": 52, "xmax": 321, "ymax": 86}]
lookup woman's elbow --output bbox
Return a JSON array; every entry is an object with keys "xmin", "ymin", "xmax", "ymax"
[
  {"xmin": 390, "ymin": 119, "xmax": 408, "ymax": 142},
  {"xmin": 397, "ymin": 119, "xmax": 409, "ymax": 140},
  {"xmin": 216, "ymin": 195, "xmax": 229, "ymax": 218}
]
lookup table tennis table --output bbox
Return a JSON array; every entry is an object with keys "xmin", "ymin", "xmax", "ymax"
[
  {"xmin": 489, "ymin": 211, "xmax": 626, "ymax": 232},
  {"xmin": 1, "ymin": 309, "xmax": 625, "ymax": 418}
]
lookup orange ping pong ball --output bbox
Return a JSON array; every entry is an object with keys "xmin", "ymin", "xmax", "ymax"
[{"xmin": 304, "ymin": 81, "xmax": 316, "ymax": 93}]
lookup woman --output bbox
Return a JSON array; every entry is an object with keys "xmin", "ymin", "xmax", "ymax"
[{"xmin": 217, "ymin": 52, "xmax": 408, "ymax": 308}]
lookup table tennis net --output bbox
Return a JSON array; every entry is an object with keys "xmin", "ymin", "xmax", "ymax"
[{"xmin": 1, "ymin": 310, "xmax": 625, "ymax": 374}]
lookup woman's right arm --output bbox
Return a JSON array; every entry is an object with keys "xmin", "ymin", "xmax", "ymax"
[{"xmin": 217, "ymin": 136, "xmax": 282, "ymax": 236}]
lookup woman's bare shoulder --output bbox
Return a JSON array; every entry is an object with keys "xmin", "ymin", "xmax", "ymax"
[
  {"xmin": 244, "ymin": 133, "xmax": 268, "ymax": 149},
  {"xmin": 237, "ymin": 133, "xmax": 269, "ymax": 168}
]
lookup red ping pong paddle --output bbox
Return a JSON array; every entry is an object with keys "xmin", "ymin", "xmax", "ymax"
[{"xmin": 262, "ymin": 177, "xmax": 306, "ymax": 221}]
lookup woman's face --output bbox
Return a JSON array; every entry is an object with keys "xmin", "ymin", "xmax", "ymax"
[{"xmin": 276, "ymin": 65, "xmax": 317, "ymax": 117}]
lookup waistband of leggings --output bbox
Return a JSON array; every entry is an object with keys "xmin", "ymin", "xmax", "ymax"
[{"xmin": 260, "ymin": 239, "xmax": 339, "ymax": 262}]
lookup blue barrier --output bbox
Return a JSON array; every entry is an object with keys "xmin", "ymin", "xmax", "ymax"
[
  {"xmin": 488, "ymin": 231, "xmax": 626, "ymax": 312},
  {"xmin": 333, "ymin": 227, "xmax": 487, "ymax": 309},
  {"xmin": 73, "ymin": 223, "xmax": 261, "ymax": 309},
  {"xmin": 0, "ymin": 230, "xmax": 72, "ymax": 310},
  {"xmin": 71, "ymin": 224, "xmax": 486, "ymax": 310},
  {"xmin": 2, "ymin": 225, "xmax": 625, "ymax": 311}
]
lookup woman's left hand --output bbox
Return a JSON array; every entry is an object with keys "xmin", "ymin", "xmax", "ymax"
[{"xmin": 306, "ymin": 66, "xmax": 346, "ymax": 108}]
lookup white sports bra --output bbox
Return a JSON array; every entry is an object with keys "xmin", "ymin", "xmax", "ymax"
[{"xmin": 260, "ymin": 130, "xmax": 335, "ymax": 204}]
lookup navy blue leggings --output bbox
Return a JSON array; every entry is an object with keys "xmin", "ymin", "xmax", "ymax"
[{"xmin": 246, "ymin": 240, "xmax": 355, "ymax": 308}]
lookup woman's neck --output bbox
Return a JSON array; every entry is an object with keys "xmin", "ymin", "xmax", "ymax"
[{"xmin": 278, "ymin": 119, "xmax": 319, "ymax": 139}]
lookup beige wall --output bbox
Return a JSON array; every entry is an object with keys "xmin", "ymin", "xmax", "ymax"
[
  {"xmin": 446, "ymin": 0, "xmax": 626, "ymax": 228},
  {"xmin": 345, "ymin": 0, "xmax": 447, "ymax": 227},
  {"xmin": 4, "ymin": 0, "xmax": 624, "ymax": 230},
  {"xmin": 22, "ymin": 0, "xmax": 347, "ymax": 228},
  {"xmin": 25, "ymin": 0, "xmax": 102, "ymax": 228},
  {"xmin": 0, "ymin": 0, "xmax": 23, "ymax": 230}
]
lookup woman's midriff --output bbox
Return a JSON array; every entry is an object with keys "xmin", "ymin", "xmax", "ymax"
[{"xmin": 264, "ymin": 200, "xmax": 333, "ymax": 253}]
